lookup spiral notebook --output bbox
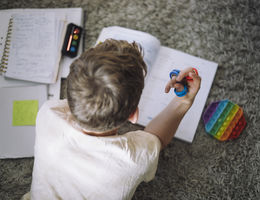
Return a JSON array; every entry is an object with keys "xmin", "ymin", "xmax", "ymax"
[{"xmin": 0, "ymin": 12, "xmax": 65, "ymax": 84}]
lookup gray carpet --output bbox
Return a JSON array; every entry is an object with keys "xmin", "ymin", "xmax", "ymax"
[{"xmin": 1, "ymin": 0, "xmax": 260, "ymax": 199}]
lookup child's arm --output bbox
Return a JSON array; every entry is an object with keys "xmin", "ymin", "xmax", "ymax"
[{"xmin": 144, "ymin": 67, "xmax": 201, "ymax": 149}]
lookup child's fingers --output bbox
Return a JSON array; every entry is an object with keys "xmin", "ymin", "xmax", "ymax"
[
  {"xmin": 165, "ymin": 76, "xmax": 178, "ymax": 93},
  {"xmin": 189, "ymin": 72, "xmax": 201, "ymax": 87},
  {"xmin": 174, "ymin": 83, "xmax": 185, "ymax": 92},
  {"xmin": 176, "ymin": 67, "xmax": 194, "ymax": 82},
  {"xmin": 165, "ymin": 80, "xmax": 174, "ymax": 93},
  {"xmin": 165, "ymin": 82, "xmax": 171, "ymax": 93},
  {"xmin": 165, "ymin": 82, "xmax": 183, "ymax": 93},
  {"xmin": 166, "ymin": 67, "xmax": 200, "ymax": 94},
  {"xmin": 187, "ymin": 72, "xmax": 201, "ymax": 95}
]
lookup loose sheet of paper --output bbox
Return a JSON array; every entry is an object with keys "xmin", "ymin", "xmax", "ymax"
[{"xmin": 0, "ymin": 85, "xmax": 47, "ymax": 158}]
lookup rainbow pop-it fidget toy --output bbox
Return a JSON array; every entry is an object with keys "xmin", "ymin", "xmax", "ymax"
[{"xmin": 203, "ymin": 100, "xmax": 246, "ymax": 141}]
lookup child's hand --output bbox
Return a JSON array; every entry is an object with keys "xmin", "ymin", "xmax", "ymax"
[{"xmin": 165, "ymin": 67, "xmax": 201, "ymax": 105}]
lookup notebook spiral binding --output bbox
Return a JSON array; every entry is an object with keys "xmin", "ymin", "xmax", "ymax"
[{"xmin": 0, "ymin": 18, "xmax": 13, "ymax": 75}]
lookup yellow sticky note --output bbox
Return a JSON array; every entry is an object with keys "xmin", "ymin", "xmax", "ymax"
[{"xmin": 12, "ymin": 100, "xmax": 38, "ymax": 126}]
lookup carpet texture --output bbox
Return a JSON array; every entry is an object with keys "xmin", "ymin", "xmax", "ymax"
[{"xmin": 0, "ymin": 0, "xmax": 259, "ymax": 199}]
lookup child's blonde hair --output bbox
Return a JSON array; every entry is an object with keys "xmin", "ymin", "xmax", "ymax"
[{"xmin": 67, "ymin": 39, "xmax": 147, "ymax": 132}]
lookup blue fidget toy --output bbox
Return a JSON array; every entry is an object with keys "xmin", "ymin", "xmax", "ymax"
[
  {"xmin": 169, "ymin": 69, "xmax": 188, "ymax": 97},
  {"xmin": 169, "ymin": 68, "xmax": 198, "ymax": 97}
]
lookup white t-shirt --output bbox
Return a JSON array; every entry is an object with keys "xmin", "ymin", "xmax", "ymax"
[{"xmin": 30, "ymin": 100, "xmax": 161, "ymax": 200}]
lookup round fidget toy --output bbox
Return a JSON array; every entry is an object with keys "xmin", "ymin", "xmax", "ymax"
[
  {"xmin": 169, "ymin": 69, "xmax": 187, "ymax": 97},
  {"xmin": 169, "ymin": 68, "xmax": 198, "ymax": 97},
  {"xmin": 203, "ymin": 100, "xmax": 246, "ymax": 141}
]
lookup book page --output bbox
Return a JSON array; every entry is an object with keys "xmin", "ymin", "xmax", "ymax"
[
  {"xmin": 96, "ymin": 26, "xmax": 161, "ymax": 72},
  {"xmin": 5, "ymin": 13, "xmax": 57, "ymax": 83},
  {"xmin": 138, "ymin": 46, "xmax": 218, "ymax": 143}
]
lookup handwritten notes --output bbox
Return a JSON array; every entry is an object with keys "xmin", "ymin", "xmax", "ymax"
[
  {"xmin": 5, "ymin": 13, "xmax": 57, "ymax": 83},
  {"xmin": 12, "ymin": 100, "xmax": 38, "ymax": 126}
]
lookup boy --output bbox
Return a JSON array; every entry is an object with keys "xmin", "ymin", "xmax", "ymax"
[{"xmin": 24, "ymin": 39, "xmax": 201, "ymax": 200}]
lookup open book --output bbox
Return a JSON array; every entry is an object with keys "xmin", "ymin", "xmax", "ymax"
[
  {"xmin": 0, "ymin": 11, "xmax": 66, "ymax": 84},
  {"xmin": 97, "ymin": 26, "xmax": 218, "ymax": 143}
]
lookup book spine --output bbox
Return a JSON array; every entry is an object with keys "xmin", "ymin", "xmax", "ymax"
[{"xmin": 0, "ymin": 18, "xmax": 13, "ymax": 75}]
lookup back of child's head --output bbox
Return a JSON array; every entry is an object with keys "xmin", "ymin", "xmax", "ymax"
[{"xmin": 67, "ymin": 39, "xmax": 147, "ymax": 132}]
